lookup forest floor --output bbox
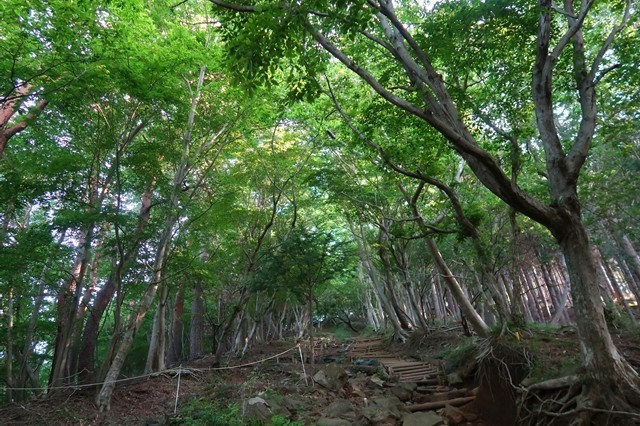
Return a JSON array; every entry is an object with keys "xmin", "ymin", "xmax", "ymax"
[{"xmin": 2, "ymin": 322, "xmax": 640, "ymax": 426}]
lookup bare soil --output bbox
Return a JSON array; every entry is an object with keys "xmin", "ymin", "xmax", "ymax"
[{"xmin": 2, "ymin": 325, "xmax": 639, "ymax": 426}]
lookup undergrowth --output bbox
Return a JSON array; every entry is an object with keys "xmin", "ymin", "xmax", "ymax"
[
  {"xmin": 432, "ymin": 336, "xmax": 477, "ymax": 369},
  {"xmin": 174, "ymin": 399, "xmax": 303, "ymax": 426}
]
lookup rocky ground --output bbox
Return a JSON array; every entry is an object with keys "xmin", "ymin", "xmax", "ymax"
[{"xmin": 2, "ymin": 323, "xmax": 640, "ymax": 425}]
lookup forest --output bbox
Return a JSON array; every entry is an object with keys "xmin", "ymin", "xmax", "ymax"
[{"xmin": 1, "ymin": 0, "xmax": 639, "ymax": 424}]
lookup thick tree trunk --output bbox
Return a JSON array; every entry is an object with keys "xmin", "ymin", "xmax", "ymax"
[
  {"xmin": 66, "ymin": 227, "xmax": 107, "ymax": 383},
  {"xmin": 557, "ymin": 218, "xmax": 640, "ymax": 411},
  {"xmin": 167, "ymin": 282, "xmax": 185, "ymax": 365},
  {"xmin": 17, "ymin": 230, "xmax": 66, "ymax": 400},
  {"xmin": 77, "ymin": 185, "xmax": 152, "ymax": 382},
  {"xmin": 189, "ymin": 281, "xmax": 205, "ymax": 360},
  {"xmin": 49, "ymin": 226, "xmax": 93, "ymax": 389}
]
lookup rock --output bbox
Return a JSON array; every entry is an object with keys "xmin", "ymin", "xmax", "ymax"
[
  {"xmin": 442, "ymin": 403, "xmax": 478, "ymax": 423},
  {"xmin": 314, "ymin": 365, "xmax": 349, "ymax": 391},
  {"xmin": 400, "ymin": 382, "xmax": 417, "ymax": 392},
  {"xmin": 316, "ymin": 418, "xmax": 353, "ymax": 426},
  {"xmin": 282, "ymin": 396, "xmax": 307, "ymax": 412},
  {"xmin": 369, "ymin": 376, "xmax": 386, "ymax": 387},
  {"xmin": 322, "ymin": 399, "xmax": 356, "ymax": 421},
  {"xmin": 244, "ymin": 396, "xmax": 272, "ymax": 422},
  {"xmin": 402, "ymin": 411, "xmax": 444, "ymax": 426},
  {"xmin": 247, "ymin": 396, "xmax": 269, "ymax": 406},
  {"xmin": 442, "ymin": 404, "xmax": 466, "ymax": 424},
  {"xmin": 390, "ymin": 385, "xmax": 413, "ymax": 402},
  {"xmin": 362, "ymin": 396, "xmax": 408, "ymax": 424},
  {"xmin": 446, "ymin": 372, "xmax": 464, "ymax": 386},
  {"xmin": 348, "ymin": 380, "xmax": 367, "ymax": 398},
  {"xmin": 265, "ymin": 395, "xmax": 292, "ymax": 418}
]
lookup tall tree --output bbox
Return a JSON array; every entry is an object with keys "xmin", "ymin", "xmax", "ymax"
[{"xmin": 209, "ymin": 0, "xmax": 640, "ymax": 416}]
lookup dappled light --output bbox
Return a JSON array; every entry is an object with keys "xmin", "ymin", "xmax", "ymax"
[{"xmin": 1, "ymin": 0, "xmax": 639, "ymax": 424}]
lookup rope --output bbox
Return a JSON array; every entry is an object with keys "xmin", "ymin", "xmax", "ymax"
[
  {"xmin": 203, "ymin": 344, "xmax": 299, "ymax": 371},
  {"xmin": 1, "ymin": 344, "xmax": 300, "ymax": 393}
]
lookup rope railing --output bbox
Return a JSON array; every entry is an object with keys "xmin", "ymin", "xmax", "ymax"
[{"xmin": 1, "ymin": 344, "xmax": 302, "ymax": 394}]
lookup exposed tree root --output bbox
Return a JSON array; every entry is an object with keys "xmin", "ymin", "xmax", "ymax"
[
  {"xmin": 471, "ymin": 337, "xmax": 640, "ymax": 425},
  {"xmin": 517, "ymin": 376, "xmax": 640, "ymax": 425}
]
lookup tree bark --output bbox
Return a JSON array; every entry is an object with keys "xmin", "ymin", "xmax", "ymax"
[
  {"xmin": 77, "ymin": 185, "xmax": 153, "ymax": 383},
  {"xmin": 601, "ymin": 254, "xmax": 636, "ymax": 323},
  {"xmin": 95, "ymin": 278, "xmax": 161, "ymax": 411},
  {"xmin": 49, "ymin": 226, "xmax": 93, "ymax": 389},
  {"xmin": 0, "ymin": 83, "xmax": 48, "ymax": 158},
  {"xmin": 167, "ymin": 282, "xmax": 185, "ymax": 364},
  {"xmin": 5, "ymin": 287, "xmax": 14, "ymax": 402},
  {"xmin": 377, "ymin": 230, "xmax": 414, "ymax": 330},
  {"xmin": 145, "ymin": 283, "xmax": 170, "ymax": 373},
  {"xmin": 557, "ymin": 217, "xmax": 640, "ymax": 409},
  {"xmin": 426, "ymin": 238, "xmax": 490, "ymax": 337},
  {"xmin": 349, "ymin": 220, "xmax": 407, "ymax": 339},
  {"xmin": 619, "ymin": 235, "xmax": 640, "ymax": 286},
  {"xmin": 189, "ymin": 280, "xmax": 205, "ymax": 360}
]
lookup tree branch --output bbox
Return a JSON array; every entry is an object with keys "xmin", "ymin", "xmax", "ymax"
[{"xmin": 208, "ymin": 0, "xmax": 255, "ymax": 12}]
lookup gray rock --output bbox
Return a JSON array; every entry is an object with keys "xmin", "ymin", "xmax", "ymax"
[
  {"xmin": 322, "ymin": 398, "xmax": 356, "ymax": 421},
  {"xmin": 442, "ymin": 404, "xmax": 476, "ymax": 423},
  {"xmin": 390, "ymin": 385, "xmax": 413, "ymax": 402},
  {"xmin": 316, "ymin": 418, "xmax": 353, "ymax": 426},
  {"xmin": 400, "ymin": 382, "xmax": 418, "ymax": 392},
  {"xmin": 362, "ymin": 396, "xmax": 408, "ymax": 423},
  {"xmin": 282, "ymin": 396, "xmax": 306, "ymax": 412},
  {"xmin": 313, "ymin": 364, "xmax": 349, "ymax": 391},
  {"xmin": 247, "ymin": 396, "xmax": 269, "ymax": 406},
  {"xmin": 446, "ymin": 372, "xmax": 464, "ymax": 386},
  {"xmin": 402, "ymin": 411, "xmax": 444, "ymax": 426},
  {"xmin": 244, "ymin": 396, "xmax": 272, "ymax": 422}
]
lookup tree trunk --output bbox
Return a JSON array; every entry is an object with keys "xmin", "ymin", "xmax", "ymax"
[
  {"xmin": 49, "ymin": 226, "xmax": 93, "ymax": 389},
  {"xmin": 77, "ymin": 185, "xmax": 152, "ymax": 383},
  {"xmin": 189, "ymin": 281, "xmax": 205, "ymax": 360},
  {"xmin": 349, "ymin": 221, "xmax": 407, "ymax": 339},
  {"xmin": 426, "ymin": 238, "xmax": 490, "ymax": 337},
  {"xmin": 619, "ymin": 235, "xmax": 640, "ymax": 287},
  {"xmin": 66, "ymin": 226, "xmax": 107, "ymax": 383},
  {"xmin": 166, "ymin": 311, "xmax": 183, "ymax": 364},
  {"xmin": 377, "ymin": 241, "xmax": 414, "ymax": 330},
  {"xmin": 95, "ymin": 278, "xmax": 161, "ymax": 412},
  {"xmin": 602, "ymin": 255, "xmax": 636, "ymax": 323},
  {"xmin": 557, "ymin": 219, "xmax": 640, "ymax": 410},
  {"xmin": 0, "ymin": 83, "xmax": 48, "ymax": 158},
  {"xmin": 618, "ymin": 257, "xmax": 640, "ymax": 306},
  {"xmin": 5, "ymin": 287, "xmax": 14, "ymax": 402},
  {"xmin": 145, "ymin": 283, "xmax": 170, "ymax": 374}
]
